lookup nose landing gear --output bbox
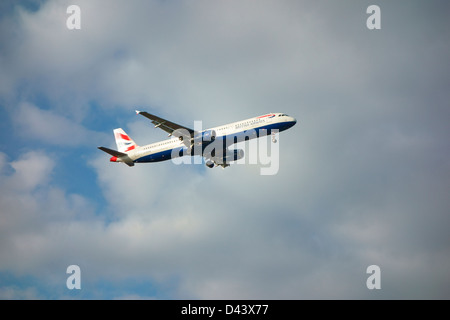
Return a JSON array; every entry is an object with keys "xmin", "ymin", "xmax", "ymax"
[{"xmin": 271, "ymin": 132, "xmax": 278, "ymax": 143}]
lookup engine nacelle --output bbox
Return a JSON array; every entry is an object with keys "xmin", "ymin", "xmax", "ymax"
[
  {"xmin": 193, "ymin": 129, "xmax": 216, "ymax": 143},
  {"xmin": 223, "ymin": 149, "xmax": 244, "ymax": 162},
  {"xmin": 205, "ymin": 160, "xmax": 215, "ymax": 168}
]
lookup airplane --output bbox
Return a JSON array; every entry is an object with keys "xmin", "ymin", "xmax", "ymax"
[{"xmin": 98, "ymin": 111, "xmax": 297, "ymax": 168}]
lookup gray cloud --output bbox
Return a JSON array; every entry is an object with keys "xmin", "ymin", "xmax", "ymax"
[{"xmin": 13, "ymin": 102, "xmax": 108, "ymax": 146}]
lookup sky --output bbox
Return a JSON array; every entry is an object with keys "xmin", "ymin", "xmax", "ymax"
[{"xmin": 0, "ymin": 0, "xmax": 449, "ymax": 299}]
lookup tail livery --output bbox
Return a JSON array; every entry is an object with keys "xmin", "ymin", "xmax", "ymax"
[{"xmin": 114, "ymin": 128, "xmax": 138, "ymax": 152}]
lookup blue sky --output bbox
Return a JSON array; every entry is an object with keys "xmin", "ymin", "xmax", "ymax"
[{"xmin": 1, "ymin": 0, "xmax": 450, "ymax": 299}]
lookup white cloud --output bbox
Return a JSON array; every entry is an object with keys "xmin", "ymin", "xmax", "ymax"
[
  {"xmin": 0, "ymin": 151, "xmax": 98, "ymax": 281},
  {"xmin": 14, "ymin": 102, "xmax": 107, "ymax": 146},
  {"xmin": 8, "ymin": 150, "xmax": 54, "ymax": 190}
]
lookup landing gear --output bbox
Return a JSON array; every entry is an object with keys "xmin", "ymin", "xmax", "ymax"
[
  {"xmin": 271, "ymin": 132, "xmax": 277, "ymax": 143},
  {"xmin": 205, "ymin": 160, "xmax": 230, "ymax": 169}
]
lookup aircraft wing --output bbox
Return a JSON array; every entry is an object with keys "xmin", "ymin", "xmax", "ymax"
[{"xmin": 136, "ymin": 110, "xmax": 195, "ymax": 146}]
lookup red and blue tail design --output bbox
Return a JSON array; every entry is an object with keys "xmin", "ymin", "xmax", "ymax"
[{"xmin": 113, "ymin": 128, "xmax": 138, "ymax": 153}]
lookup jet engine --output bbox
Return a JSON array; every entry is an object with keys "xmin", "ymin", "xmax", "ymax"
[
  {"xmin": 193, "ymin": 129, "xmax": 216, "ymax": 142},
  {"xmin": 205, "ymin": 149, "xmax": 244, "ymax": 168},
  {"xmin": 224, "ymin": 149, "xmax": 244, "ymax": 162}
]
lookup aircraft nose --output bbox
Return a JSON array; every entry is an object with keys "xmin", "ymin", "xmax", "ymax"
[{"xmin": 285, "ymin": 116, "xmax": 297, "ymax": 130}]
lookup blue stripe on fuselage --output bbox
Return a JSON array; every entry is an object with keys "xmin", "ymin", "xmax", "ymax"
[{"xmin": 135, "ymin": 147, "xmax": 184, "ymax": 163}]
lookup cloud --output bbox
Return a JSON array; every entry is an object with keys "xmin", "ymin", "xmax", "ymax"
[
  {"xmin": 0, "ymin": 151, "xmax": 89, "ymax": 273},
  {"xmin": 8, "ymin": 150, "xmax": 54, "ymax": 190},
  {"xmin": 0, "ymin": 286, "xmax": 41, "ymax": 300},
  {"xmin": 13, "ymin": 102, "xmax": 108, "ymax": 146}
]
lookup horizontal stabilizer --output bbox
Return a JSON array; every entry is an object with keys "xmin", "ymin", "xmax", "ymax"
[{"xmin": 98, "ymin": 146, "xmax": 127, "ymax": 157}]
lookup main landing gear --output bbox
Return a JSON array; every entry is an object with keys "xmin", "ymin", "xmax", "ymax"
[{"xmin": 205, "ymin": 160, "xmax": 230, "ymax": 169}]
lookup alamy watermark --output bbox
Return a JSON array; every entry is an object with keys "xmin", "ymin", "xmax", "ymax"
[
  {"xmin": 67, "ymin": 4, "xmax": 381, "ymax": 31},
  {"xmin": 367, "ymin": 5, "xmax": 381, "ymax": 30},
  {"xmin": 66, "ymin": 265, "xmax": 81, "ymax": 290},
  {"xmin": 169, "ymin": 121, "xmax": 280, "ymax": 175},
  {"xmin": 366, "ymin": 265, "xmax": 381, "ymax": 289},
  {"xmin": 66, "ymin": 5, "xmax": 81, "ymax": 30}
]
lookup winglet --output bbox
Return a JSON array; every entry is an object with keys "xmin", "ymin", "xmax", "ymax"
[{"xmin": 135, "ymin": 110, "xmax": 141, "ymax": 115}]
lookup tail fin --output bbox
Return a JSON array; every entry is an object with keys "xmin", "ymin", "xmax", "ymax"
[{"xmin": 114, "ymin": 128, "xmax": 138, "ymax": 153}]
